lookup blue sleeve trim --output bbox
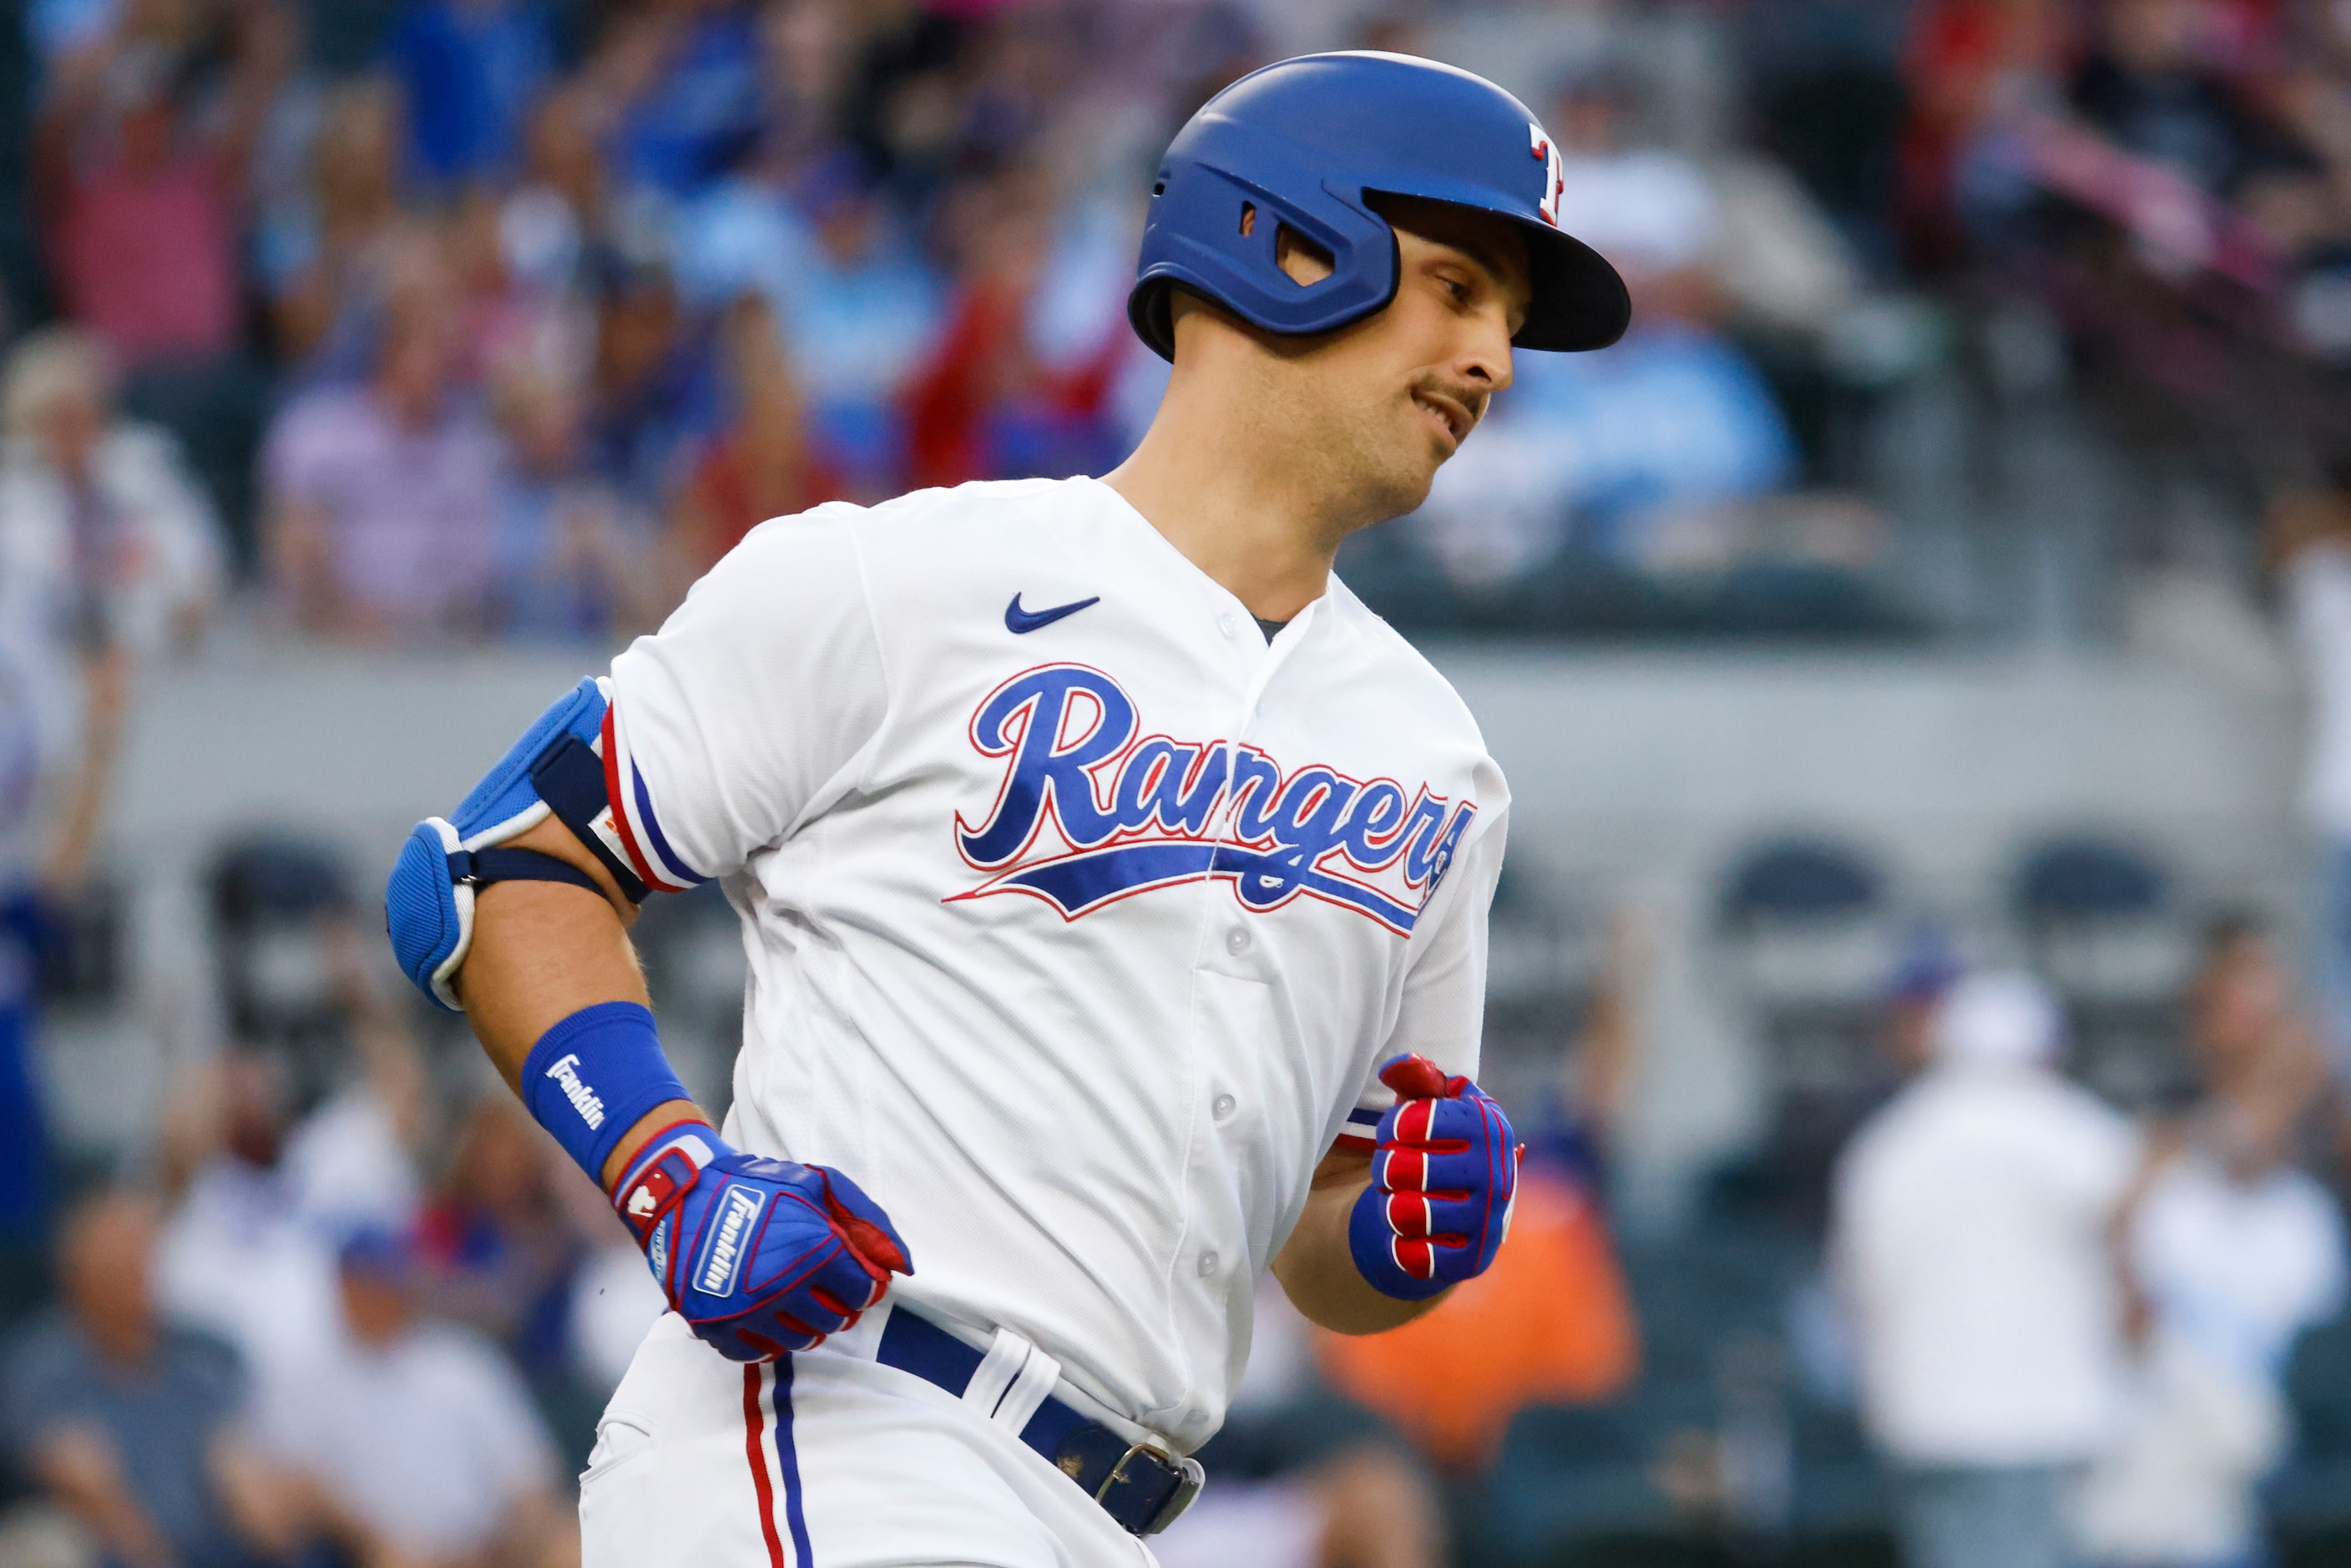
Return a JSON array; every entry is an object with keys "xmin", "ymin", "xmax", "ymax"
[{"xmin": 630, "ymin": 766, "xmax": 706, "ymax": 889}]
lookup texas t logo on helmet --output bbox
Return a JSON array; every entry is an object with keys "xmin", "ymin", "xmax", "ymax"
[{"xmin": 1531, "ymin": 124, "xmax": 1566, "ymax": 229}]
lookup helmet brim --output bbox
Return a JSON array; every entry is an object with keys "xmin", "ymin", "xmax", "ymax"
[
  {"xmin": 1511, "ymin": 217, "xmax": 1632, "ymax": 353},
  {"xmin": 1362, "ymin": 187, "xmax": 1630, "ymax": 353}
]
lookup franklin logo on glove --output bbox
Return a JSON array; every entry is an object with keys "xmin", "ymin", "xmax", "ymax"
[{"xmin": 614, "ymin": 1123, "xmax": 913, "ymax": 1362}]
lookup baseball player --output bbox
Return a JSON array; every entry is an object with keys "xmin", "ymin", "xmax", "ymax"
[{"xmin": 384, "ymin": 50, "xmax": 1626, "ymax": 1565}]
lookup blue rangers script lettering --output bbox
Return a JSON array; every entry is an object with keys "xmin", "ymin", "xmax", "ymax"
[{"xmin": 952, "ymin": 664, "xmax": 1474, "ymax": 933}]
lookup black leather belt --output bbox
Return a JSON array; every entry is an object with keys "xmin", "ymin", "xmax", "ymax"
[{"xmin": 873, "ymin": 1307, "xmax": 1204, "ymax": 1536}]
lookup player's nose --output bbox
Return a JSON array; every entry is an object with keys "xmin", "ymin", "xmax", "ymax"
[{"xmin": 1455, "ymin": 312, "xmax": 1515, "ymax": 400}]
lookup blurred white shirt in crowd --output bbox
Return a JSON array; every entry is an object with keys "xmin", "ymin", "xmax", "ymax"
[
  {"xmin": 255, "ymin": 1318, "xmax": 558, "ymax": 1560},
  {"xmin": 155, "ymin": 1089, "xmax": 418, "ymax": 1394},
  {"xmin": 2135, "ymin": 1151, "xmax": 2347, "ymax": 1383},
  {"xmin": 2285, "ymin": 543, "xmax": 2351, "ymax": 838},
  {"xmin": 0, "ymin": 425, "xmax": 222, "ymax": 667},
  {"xmin": 1551, "ymin": 147, "xmax": 1720, "ymax": 277},
  {"xmin": 1833, "ymin": 976, "xmax": 2141, "ymax": 1467},
  {"xmin": 2075, "ymin": 1151, "xmax": 2347, "ymax": 1565}
]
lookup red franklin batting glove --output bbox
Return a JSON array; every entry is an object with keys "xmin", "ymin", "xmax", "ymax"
[{"xmin": 1347, "ymin": 1054, "xmax": 1522, "ymax": 1300}]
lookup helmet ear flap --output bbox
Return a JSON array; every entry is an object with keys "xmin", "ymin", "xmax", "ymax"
[{"xmin": 1130, "ymin": 145, "xmax": 1399, "ymax": 359}]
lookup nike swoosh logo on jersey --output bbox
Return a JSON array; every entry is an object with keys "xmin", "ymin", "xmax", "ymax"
[{"xmin": 1005, "ymin": 594, "xmax": 1101, "ymax": 634}]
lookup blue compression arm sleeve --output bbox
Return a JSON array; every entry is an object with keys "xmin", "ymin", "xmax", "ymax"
[{"xmin": 520, "ymin": 1002, "xmax": 694, "ymax": 1186}]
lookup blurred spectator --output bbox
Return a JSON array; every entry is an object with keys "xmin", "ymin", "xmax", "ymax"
[
  {"xmin": 497, "ymin": 83, "xmax": 613, "ymax": 307},
  {"xmin": 260, "ymin": 298, "xmax": 503, "ymax": 641},
  {"xmin": 31, "ymin": 0, "xmax": 290, "ymax": 372},
  {"xmin": 2070, "ymin": 0, "xmax": 2293, "ymax": 200},
  {"xmin": 0, "ymin": 330, "xmax": 211, "ymax": 1310},
  {"xmin": 0, "ymin": 328, "xmax": 223, "ymax": 670},
  {"xmin": 1833, "ymin": 970, "xmax": 2145, "ymax": 1568},
  {"xmin": 676, "ymin": 149, "xmax": 943, "ymax": 498},
  {"xmin": 1547, "ymin": 66, "xmax": 1725, "ymax": 325},
  {"xmin": 1752, "ymin": 923, "xmax": 1965, "ymax": 1242},
  {"xmin": 0, "ymin": 645, "xmax": 69, "ymax": 1329},
  {"xmin": 906, "ymin": 169, "xmax": 1133, "ymax": 489},
  {"xmin": 666, "ymin": 293, "xmax": 834, "ymax": 581},
  {"xmin": 488, "ymin": 358, "xmax": 648, "ymax": 641},
  {"xmin": 255, "ymin": 1226, "xmax": 572, "ymax": 1568},
  {"xmin": 417, "ymin": 1092, "xmax": 592, "ymax": 1383},
  {"xmin": 579, "ymin": 255, "xmax": 720, "ymax": 511},
  {"xmin": 260, "ymin": 78, "xmax": 412, "ymax": 370},
  {"xmin": 2273, "ymin": 463, "xmax": 2351, "ymax": 1089},
  {"xmin": 383, "ymin": 0, "xmax": 559, "ymax": 190},
  {"xmin": 584, "ymin": 0, "xmax": 765, "ymax": 204},
  {"xmin": 155, "ymin": 852, "xmax": 427, "ymax": 1397},
  {"xmin": 0, "ymin": 1188, "xmax": 301, "ymax": 1568},
  {"xmin": 1153, "ymin": 1277, "xmax": 1443, "ymax": 1568},
  {"xmin": 1404, "ymin": 325, "xmax": 1798, "ymax": 595},
  {"xmin": 1899, "ymin": 0, "xmax": 2069, "ymax": 271},
  {"xmin": 2077, "ymin": 918, "xmax": 2349, "ymax": 1568}
]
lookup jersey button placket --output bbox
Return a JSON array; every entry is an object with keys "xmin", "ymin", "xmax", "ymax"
[{"xmin": 1212, "ymin": 1094, "xmax": 1236, "ymax": 1121}]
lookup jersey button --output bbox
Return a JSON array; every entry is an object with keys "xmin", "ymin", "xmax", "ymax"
[
  {"xmin": 1196, "ymin": 1251, "xmax": 1221, "ymax": 1277},
  {"xmin": 1215, "ymin": 612, "xmax": 1239, "ymax": 640},
  {"xmin": 1212, "ymin": 1094, "xmax": 1236, "ymax": 1121},
  {"xmin": 1224, "ymin": 926, "xmax": 1251, "ymax": 956}
]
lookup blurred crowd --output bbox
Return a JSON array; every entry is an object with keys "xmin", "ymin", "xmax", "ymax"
[
  {"xmin": 0, "ymin": 833, "xmax": 666, "ymax": 1568},
  {"xmin": 1, "ymin": 1, "xmax": 2350, "ymax": 1566},
  {"xmin": 0, "ymin": 0, "xmax": 2347, "ymax": 654}
]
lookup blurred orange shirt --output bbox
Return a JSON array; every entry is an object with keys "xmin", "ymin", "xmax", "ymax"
[{"xmin": 1315, "ymin": 1166, "xmax": 1640, "ymax": 1472}]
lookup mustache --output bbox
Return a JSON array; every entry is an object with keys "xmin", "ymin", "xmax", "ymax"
[{"xmin": 1409, "ymin": 376, "xmax": 1490, "ymax": 439}]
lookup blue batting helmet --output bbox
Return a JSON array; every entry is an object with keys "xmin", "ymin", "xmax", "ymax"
[{"xmin": 1129, "ymin": 52, "xmax": 1631, "ymax": 362}]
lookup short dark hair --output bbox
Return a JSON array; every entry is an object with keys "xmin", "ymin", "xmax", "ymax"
[{"xmin": 2199, "ymin": 909, "xmax": 2269, "ymax": 959}]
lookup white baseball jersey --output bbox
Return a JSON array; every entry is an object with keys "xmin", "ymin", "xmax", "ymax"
[{"xmin": 599, "ymin": 475, "xmax": 1508, "ymax": 1449}]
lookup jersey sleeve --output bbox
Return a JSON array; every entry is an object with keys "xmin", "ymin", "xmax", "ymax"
[
  {"xmin": 1336, "ymin": 806, "xmax": 1509, "ymax": 1153},
  {"xmin": 604, "ymin": 507, "xmax": 888, "ymax": 888}
]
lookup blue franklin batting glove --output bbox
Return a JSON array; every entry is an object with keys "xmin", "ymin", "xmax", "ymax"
[
  {"xmin": 613, "ymin": 1120, "xmax": 913, "ymax": 1362},
  {"xmin": 1347, "ymin": 1054, "xmax": 1522, "ymax": 1301}
]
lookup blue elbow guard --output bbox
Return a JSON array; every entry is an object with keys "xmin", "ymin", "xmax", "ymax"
[{"xmin": 385, "ymin": 676, "xmax": 649, "ymax": 1010}]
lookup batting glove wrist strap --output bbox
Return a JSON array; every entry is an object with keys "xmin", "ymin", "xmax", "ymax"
[
  {"xmin": 520, "ymin": 1001, "xmax": 690, "ymax": 1186},
  {"xmin": 612, "ymin": 1122, "xmax": 916, "ymax": 1362},
  {"xmin": 1347, "ymin": 1053, "xmax": 1522, "ymax": 1301}
]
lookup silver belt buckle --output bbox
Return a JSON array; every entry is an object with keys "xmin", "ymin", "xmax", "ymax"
[{"xmin": 1095, "ymin": 1441, "xmax": 1207, "ymax": 1536}]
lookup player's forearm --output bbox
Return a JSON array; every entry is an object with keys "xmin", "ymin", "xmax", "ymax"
[
  {"xmin": 456, "ymin": 817, "xmax": 705, "ymax": 1186},
  {"xmin": 1272, "ymin": 1153, "xmax": 1450, "ymax": 1334}
]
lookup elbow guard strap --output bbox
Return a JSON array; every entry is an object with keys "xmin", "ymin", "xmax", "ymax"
[
  {"xmin": 521, "ymin": 1001, "xmax": 692, "ymax": 1186},
  {"xmin": 384, "ymin": 676, "xmax": 651, "ymax": 1011}
]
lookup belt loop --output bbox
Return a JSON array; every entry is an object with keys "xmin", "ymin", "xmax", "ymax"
[
  {"xmin": 993, "ymin": 1338, "xmax": 1062, "ymax": 1436},
  {"xmin": 962, "ymin": 1328, "xmax": 1034, "ymax": 1424}
]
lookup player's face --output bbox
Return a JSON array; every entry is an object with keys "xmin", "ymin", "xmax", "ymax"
[{"xmin": 1270, "ymin": 198, "xmax": 1534, "ymax": 524}]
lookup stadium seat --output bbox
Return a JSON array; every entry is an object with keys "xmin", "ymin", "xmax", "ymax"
[{"xmin": 2010, "ymin": 832, "xmax": 2197, "ymax": 1106}]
